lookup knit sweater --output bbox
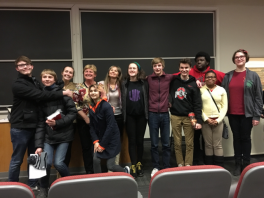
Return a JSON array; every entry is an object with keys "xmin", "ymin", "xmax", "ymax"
[{"xmin": 200, "ymin": 85, "xmax": 228, "ymax": 123}]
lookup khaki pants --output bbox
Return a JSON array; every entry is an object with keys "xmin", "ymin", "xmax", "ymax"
[
  {"xmin": 171, "ymin": 115, "xmax": 194, "ymax": 166},
  {"xmin": 202, "ymin": 122, "xmax": 223, "ymax": 156}
]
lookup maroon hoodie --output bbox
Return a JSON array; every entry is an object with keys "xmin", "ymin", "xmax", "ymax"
[
  {"xmin": 147, "ymin": 72, "xmax": 176, "ymax": 112},
  {"xmin": 173, "ymin": 65, "xmax": 225, "ymax": 86}
]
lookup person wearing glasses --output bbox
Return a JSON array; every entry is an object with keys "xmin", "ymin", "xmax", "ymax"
[
  {"xmin": 222, "ymin": 49, "xmax": 263, "ymax": 175},
  {"xmin": 200, "ymin": 70, "xmax": 227, "ymax": 166},
  {"xmin": 8, "ymin": 56, "xmax": 72, "ymax": 192}
]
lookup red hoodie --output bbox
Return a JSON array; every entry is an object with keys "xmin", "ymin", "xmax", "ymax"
[{"xmin": 173, "ymin": 65, "xmax": 225, "ymax": 86}]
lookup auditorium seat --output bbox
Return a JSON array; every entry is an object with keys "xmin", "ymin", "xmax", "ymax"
[
  {"xmin": 233, "ymin": 162, "xmax": 264, "ymax": 198},
  {"xmin": 48, "ymin": 172, "xmax": 142, "ymax": 198},
  {"xmin": 0, "ymin": 182, "xmax": 35, "ymax": 198},
  {"xmin": 148, "ymin": 165, "xmax": 232, "ymax": 198}
]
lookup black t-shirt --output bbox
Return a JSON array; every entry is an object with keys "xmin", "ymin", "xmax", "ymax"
[{"xmin": 126, "ymin": 81, "xmax": 144, "ymax": 115}]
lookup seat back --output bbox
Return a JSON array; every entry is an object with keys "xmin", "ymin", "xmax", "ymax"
[
  {"xmin": 234, "ymin": 162, "xmax": 264, "ymax": 198},
  {"xmin": 0, "ymin": 182, "xmax": 35, "ymax": 198},
  {"xmin": 48, "ymin": 172, "xmax": 140, "ymax": 198},
  {"xmin": 149, "ymin": 165, "xmax": 232, "ymax": 198}
]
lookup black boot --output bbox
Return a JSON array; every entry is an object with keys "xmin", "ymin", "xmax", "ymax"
[
  {"xmin": 204, "ymin": 155, "xmax": 214, "ymax": 165},
  {"xmin": 136, "ymin": 162, "xmax": 144, "ymax": 177},
  {"xmin": 214, "ymin": 155, "xmax": 224, "ymax": 167},
  {"xmin": 241, "ymin": 160, "xmax": 250, "ymax": 173},
  {"xmin": 233, "ymin": 158, "xmax": 242, "ymax": 176}
]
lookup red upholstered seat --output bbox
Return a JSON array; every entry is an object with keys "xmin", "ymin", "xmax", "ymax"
[
  {"xmin": 233, "ymin": 162, "xmax": 264, "ymax": 198},
  {"xmin": 149, "ymin": 165, "xmax": 232, "ymax": 198},
  {"xmin": 49, "ymin": 172, "xmax": 142, "ymax": 198},
  {"xmin": 0, "ymin": 182, "xmax": 35, "ymax": 198}
]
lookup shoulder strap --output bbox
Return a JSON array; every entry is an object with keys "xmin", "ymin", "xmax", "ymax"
[{"xmin": 206, "ymin": 89, "xmax": 220, "ymax": 113}]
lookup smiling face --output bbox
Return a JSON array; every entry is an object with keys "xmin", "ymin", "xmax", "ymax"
[
  {"xmin": 62, "ymin": 67, "xmax": 74, "ymax": 81},
  {"xmin": 195, "ymin": 57, "xmax": 208, "ymax": 71},
  {"xmin": 16, "ymin": 61, "xmax": 34, "ymax": 76},
  {"xmin": 234, "ymin": 52, "xmax": 246, "ymax": 67},
  {"xmin": 205, "ymin": 72, "xmax": 216, "ymax": 87},
  {"xmin": 179, "ymin": 63, "xmax": 191, "ymax": 78},
  {"xmin": 42, "ymin": 73, "xmax": 56, "ymax": 87},
  {"xmin": 84, "ymin": 69, "xmax": 96, "ymax": 81},
  {"xmin": 108, "ymin": 66, "xmax": 119, "ymax": 79},
  {"xmin": 153, "ymin": 62, "xmax": 164, "ymax": 76},
  {"xmin": 89, "ymin": 86, "xmax": 100, "ymax": 101},
  {"xmin": 128, "ymin": 63, "xmax": 138, "ymax": 78}
]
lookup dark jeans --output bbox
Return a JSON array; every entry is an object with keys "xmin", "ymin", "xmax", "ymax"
[
  {"xmin": 149, "ymin": 112, "xmax": 171, "ymax": 169},
  {"xmin": 64, "ymin": 123, "xmax": 77, "ymax": 167},
  {"xmin": 193, "ymin": 129, "xmax": 205, "ymax": 165},
  {"xmin": 228, "ymin": 114, "xmax": 253, "ymax": 161},
  {"xmin": 93, "ymin": 154, "xmax": 125, "ymax": 173},
  {"xmin": 126, "ymin": 114, "xmax": 147, "ymax": 165},
  {"xmin": 77, "ymin": 119, "xmax": 93, "ymax": 173},
  {"xmin": 40, "ymin": 143, "xmax": 69, "ymax": 188},
  {"xmin": 115, "ymin": 114, "xmax": 124, "ymax": 140},
  {"xmin": 8, "ymin": 128, "xmax": 38, "ymax": 187}
]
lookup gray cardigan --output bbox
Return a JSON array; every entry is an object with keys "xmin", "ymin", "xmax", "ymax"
[{"xmin": 221, "ymin": 68, "xmax": 263, "ymax": 121}]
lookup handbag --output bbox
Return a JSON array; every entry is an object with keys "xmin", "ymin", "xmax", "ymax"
[{"xmin": 206, "ymin": 89, "xmax": 229, "ymax": 139}]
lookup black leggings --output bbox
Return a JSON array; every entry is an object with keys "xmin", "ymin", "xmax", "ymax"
[
  {"xmin": 126, "ymin": 114, "xmax": 147, "ymax": 165},
  {"xmin": 77, "ymin": 119, "xmax": 94, "ymax": 173},
  {"xmin": 115, "ymin": 114, "xmax": 124, "ymax": 140},
  {"xmin": 228, "ymin": 114, "xmax": 253, "ymax": 161}
]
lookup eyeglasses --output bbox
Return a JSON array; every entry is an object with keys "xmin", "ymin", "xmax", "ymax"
[
  {"xmin": 234, "ymin": 55, "xmax": 245, "ymax": 60},
  {"xmin": 17, "ymin": 64, "xmax": 30, "ymax": 68},
  {"xmin": 205, "ymin": 76, "xmax": 216, "ymax": 79}
]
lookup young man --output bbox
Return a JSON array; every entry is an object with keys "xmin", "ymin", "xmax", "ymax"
[
  {"xmin": 170, "ymin": 58, "xmax": 202, "ymax": 167},
  {"xmin": 174, "ymin": 52, "xmax": 225, "ymax": 165},
  {"xmin": 8, "ymin": 56, "xmax": 72, "ymax": 190},
  {"xmin": 147, "ymin": 57, "xmax": 176, "ymax": 177}
]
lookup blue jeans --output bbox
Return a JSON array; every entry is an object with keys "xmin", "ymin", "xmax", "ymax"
[
  {"xmin": 148, "ymin": 112, "xmax": 171, "ymax": 169},
  {"xmin": 8, "ymin": 128, "xmax": 38, "ymax": 187},
  {"xmin": 40, "ymin": 143, "xmax": 69, "ymax": 188}
]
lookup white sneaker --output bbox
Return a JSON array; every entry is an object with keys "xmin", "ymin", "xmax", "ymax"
[
  {"xmin": 124, "ymin": 166, "xmax": 130, "ymax": 174},
  {"xmin": 151, "ymin": 168, "xmax": 159, "ymax": 177},
  {"xmin": 178, "ymin": 164, "xmax": 183, "ymax": 167},
  {"xmin": 186, "ymin": 165, "xmax": 190, "ymax": 166}
]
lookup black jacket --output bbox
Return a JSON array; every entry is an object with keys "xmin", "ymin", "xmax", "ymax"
[
  {"xmin": 121, "ymin": 79, "xmax": 149, "ymax": 122},
  {"xmin": 89, "ymin": 99, "xmax": 121, "ymax": 159},
  {"xmin": 35, "ymin": 81, "xmax": 77, "ymax": 148},
  {"xmin": 169, "ymin": 75, "xmax": 202, "ymax": 124},
  {"xmin": 10, "ymin": 72, "xmax": 63, "ymax": 128}
]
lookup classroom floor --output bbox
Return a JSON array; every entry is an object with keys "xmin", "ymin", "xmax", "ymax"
[{"xmin": 1, "ymin": 140, "xmax": 264, "ymax": 198}]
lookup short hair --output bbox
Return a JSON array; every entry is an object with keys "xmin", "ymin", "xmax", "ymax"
[
  {"xmin": 232, "ymin": 49, "xmax": 250, "ymax": 64},
  {"xmin": 195, "ymin": 52, "xmax": 211, "ymax": 64},
  {"xmin": 179, "ymin": 58, "xmax": 192, "ymax": 67},
  {"xmin": 62, "ymin": 66, "xmax": 75, "ymax": 76},
  {"xmin": 205, "ymin": 70, "xmax": 217, "ymax": 78},
  {"xmin": 83, "ymin": 64, "xmax": 97, "ymax": 75},
  {"xmin": 40, "ymin": 69, "xmax": 58, "ymax": 82},
  {"xmin": 151, "ymin": 57, "xmax": 165, "ymax": 68},
  {"xmin": 15, "ymin": 56, "xmax": 32, "ymax": 66}
]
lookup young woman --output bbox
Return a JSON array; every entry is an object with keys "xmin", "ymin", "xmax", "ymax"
[
  {"xmin": 122, "ymin": 62, "xmax": 148, "ymax": 178},
  {"xmin": 62, "ymin": 66, "xmax": 76, "ymax": 91},
  {"xmin": 60, "ymin": 66, "xmax": 77, "ymax": 168},
  {"xmin": 200, "ymin": 70, "xmax": 228, "ymax": 166},
  {"xmin": 98, "ymin": 66, "xmax": 123, "ymax": 164},
  {"xmin": 35, "ymin": 69, "xmax": 77, "ymax": 198},
  {"xmin": 73, "ymin": 64, "xmax": 98, "ymax": 174},
  {"xmin": 222, "ymin": 49, "xmax": 263, "ymax": 175},
  {"xmin": 89, "ymin": 84, "xmax": 129, "ymax": 173}
]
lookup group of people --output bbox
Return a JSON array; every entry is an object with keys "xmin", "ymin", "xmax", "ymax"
[{"xmin": 7, "ymin": 49, "xmax": 263, "ymax": 198}]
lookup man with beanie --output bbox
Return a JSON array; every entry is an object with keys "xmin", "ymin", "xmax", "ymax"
[
  {"xmin": 174, "ymin": 52, "xmax": 225, "ymax": 165},
  {"xmin": 170, "ymin": 58, "xmax": 202, "ymax": 167},
  {"xmin": 8, "ymin": 56, "xmax": 72, "ymax": 192}
]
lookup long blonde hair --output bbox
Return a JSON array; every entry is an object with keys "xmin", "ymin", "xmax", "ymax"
[{"xmin": 104, "ymin": 65, "xmax": 122, "ymax": 96}]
